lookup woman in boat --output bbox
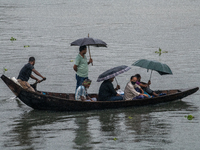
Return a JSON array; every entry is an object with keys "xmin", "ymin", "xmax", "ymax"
[
  {"xmin": 75, "ymin": 79, "xmax": 96, "ymax": 101},
  {"xmin": 98, "ymin": 77, "xmax": 123, "ymax": 101},
  {"xmin": 134, "ymin": 74, "xmax": 158, "ymax": 97},
  {"xmin": 124, "ymin": 76, "xmax": 149, "ymax": 100}
]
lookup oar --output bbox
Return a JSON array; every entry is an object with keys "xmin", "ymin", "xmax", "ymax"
[
  {"xmin": 88, "ymin": 33, "xmax": 93, "ymax": 66},
  {"xmin": 30, "ymin": 78, "xmax": 46, "ymax": 91}
]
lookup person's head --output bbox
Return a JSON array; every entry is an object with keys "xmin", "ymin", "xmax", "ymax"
[
  {"xmin": 130, "ymin": 76, "xmax": 137, "ymax": 82},
  {"xmin": 29, "ymin": 57, "xmax": 35, "ymax": 66},
  {"xmin": 134, "ymin": 74, "xmax": 141, "ymax": 81},
  {"xmin": 109, "ymin": 77, "xmax": 115, "ymax": 82},
  {"xmin": 79, "ymin": 45, "xmax": 87, "ymax": 54},
  {"xmin": 82, "ymin": 79, "xmax": 92, "ymax": 88}
]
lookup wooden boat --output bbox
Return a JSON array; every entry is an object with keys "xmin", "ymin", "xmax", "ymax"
[{"xmin": 1, "ymin": 74, "xmax": 199, "ymax": 111}]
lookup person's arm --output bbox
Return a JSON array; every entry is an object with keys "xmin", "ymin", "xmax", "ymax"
[
  {"xmin": 86, "ymin": 95, "xmax": 94, "ymax": 102},
  {"xmin": 148, "ymin": 80, "xmax": 151, "ymax": 86},
  {"xmin": 108, "ymin": 82, "xmax": 119, "ymax": 96},
  {"xmin": 74, "ymin": 55, "xmax": 80, "ymax": 71},
  {"xmin": 139, "ymin": 93, "xmax": 150, "ymax": 98},
  {"xmin": 32, "ymin": 69, "xmax": 46, "ymax": 80},
  {"xmin": 88, "ymin": 58, "xmax": 93, "ymax": 65},
  {"xmin": 114, "ymin": 85, "xmax": 120, "ymax": 90},
  {"xmin": 30, "ymin": 74, "xmax": 39, "ymax": 82},
  {"xmin": 80, "ymin": 96, "xmax": 86, "ymax": 101},
  {"xmin": 140, "ymin": 88, "xmax": 144, "ymax": 94},
  {"xmin": 139, "ymin": 82, "xmax": 148, "ymax": 88},
  {"xmin": 73, "ymin": 65, "xmax": 78, "ymax": 72}
]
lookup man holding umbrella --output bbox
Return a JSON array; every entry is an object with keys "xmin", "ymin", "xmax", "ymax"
[
  {"xmin": 73, "ymin": 45, "xmax": 93, "ymax": 89},
  {"xmin": 98, "ymin": 77, "xmax": 123, "ymax": 101},
  {"xmin": 97, "ymin": 65, "xmax": 131, "ymax": 101}
]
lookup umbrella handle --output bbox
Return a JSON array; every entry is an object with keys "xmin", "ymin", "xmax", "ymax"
[
  {"xmin": 149, "ymin": 70, "xmax": 153, "ymax": 81},
  {"xmin": 87, "ymin": 45, "xmax": 93, "ymax": 66},
  {"xmin": 115, "ymin": 77, "xmax": 119, "ymax": 85},
  {"xmin": 148, "ymin": 70, "xmax": 153, "ymax": 87},
  {"xmin": 87, "ymin": 33, "xmax": 93, "ymax": 66}
]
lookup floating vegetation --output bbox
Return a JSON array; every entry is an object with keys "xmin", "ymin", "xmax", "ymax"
[
  {"xmin": 185, "ymin": 115, "xmax": 194, "ymax": 120},
  {"xmin": 10, "ymin": 37, "xmax": 16, "ymax": 41},
  {"xmin": 113, "ymin": 138, "xmax": 118, "ymax": 141},
  {"xmin": 155, "ymin": 48, "xmax": 168, "ymax": 56},
  {"xmin": 70, "ymin": 60, "xmax": 74, "ymax": 62},
  {"xmin": 128, "ymin": 116, "xmax": 132, "ymax": 119},
  {"xmin": 3, "ymin": 67, "xmax": 8, "ymax": 74},
  {"xmin": 24, "ymin": 45, "xmax": 30, "ymax": 48}
]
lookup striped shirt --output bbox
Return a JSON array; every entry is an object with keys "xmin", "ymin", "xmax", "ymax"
[{"xmin": 75, "ymin": 85, "xmax": 87, "ymax": 101}]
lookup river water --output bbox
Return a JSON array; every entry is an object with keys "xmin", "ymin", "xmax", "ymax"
[{"xmin": 0, "ymin": 0, "xmax": 200, "ymax": 149}]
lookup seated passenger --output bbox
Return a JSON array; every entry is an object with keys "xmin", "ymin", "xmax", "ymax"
[
  {"xmin": 135, "ymin": 74, "xmax": 159, "ymax": 97},
  {"xmin": 124, "ymin": 76, "xmax": 149, "ymax": 100},
  {"xmin": 98, "ymin": 77, "xmax": 123, "ymax": 101},
  {"xmin": 75, "ymin": 79, "xmax": 96, "ymax": 101}
]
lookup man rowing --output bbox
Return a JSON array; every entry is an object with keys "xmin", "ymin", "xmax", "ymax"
[{"xmin": 17, "ymin": 57, "xmax": 46, "ymax": 92}]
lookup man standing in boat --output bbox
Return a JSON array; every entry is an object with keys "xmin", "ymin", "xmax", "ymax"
[
  {"xmin": 17, "ymin": 57, "xmax": 46, "ymax": 92},
  {"xmin": 73, "ymin": 45, "xmax": 93, "ymax": 90}
]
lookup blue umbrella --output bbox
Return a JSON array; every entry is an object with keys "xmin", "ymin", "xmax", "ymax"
[{"xmin": 132, "ymin": 59, "xmax": 172, "ymax": 80}]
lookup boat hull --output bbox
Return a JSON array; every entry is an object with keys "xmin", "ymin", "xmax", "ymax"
[{"xmin": 1, "ymin": 75, "xmax": 199, "ymax": 111}]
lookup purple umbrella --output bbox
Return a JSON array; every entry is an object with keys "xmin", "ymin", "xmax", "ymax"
[{"xmin": 97, "ymin": 65, "xmax": 131, "ymax": 84}]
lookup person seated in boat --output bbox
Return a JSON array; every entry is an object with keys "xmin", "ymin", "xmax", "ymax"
[
  {"xmin": 134, "ymin": 74, "xmax": 159, "ymax": 97},
  {"xmin": 17, "ymin": 57, "xmax": 46, "ymax": 92},
  {"xmin": 124, "ymin": 76, "xmax": 149, "ymax": 100},
  {"xmin": 75, "ymin": 79, "xmax": 97, "ymax": 101},
  {"xmin": 98, "ymin": 77, "xmax": 123, "ymax": 101}
]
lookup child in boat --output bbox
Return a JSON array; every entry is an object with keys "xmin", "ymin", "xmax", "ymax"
[
  {"xmin": 75, "ymin": 79, "xmax": 97, "ymax": 102},
  {"xmin": 124, "ymin": 76, "xmax": 149, "ymax": 100}
]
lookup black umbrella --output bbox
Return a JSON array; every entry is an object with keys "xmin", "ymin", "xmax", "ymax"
[
  {"xmin": 71, "ymin": 34, "xmax": 107, "ymax": 65},
  {"xmin": 97, "ymin": 65, "xmax": 131, "ymax": 85},
  {"xmin": 71, "ymin": 37, "xmax": 107, "ymax": 47}
]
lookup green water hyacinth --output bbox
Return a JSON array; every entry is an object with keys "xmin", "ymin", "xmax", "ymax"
[
  {"xmin": 113, "ymin": 138, "xmax": 117, "ymax": 141},
  {"xmin": 155, "ymin": 48, "xmax": 168, "ymax": 56},
  {"xmin": 3, "ymin": 67, "xmax": 8, "ymax": 74},
  {"xmin": 10, "ymin": 37, "xmax": 16, "ymax": 41},
  {"xmin": 185, "ymin": 115, "xmax": 194, "ymax": 120},
  {"xmin": 24, "ymin": 45, "xmax": 30, "ymax": 48},
  {"xmin": 128, "ymin": 116, "xmax": 132, "ymax": 119}
]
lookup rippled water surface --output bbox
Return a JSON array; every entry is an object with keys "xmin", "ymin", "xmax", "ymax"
[{"xmin": 0, "ymin": 0, "xmax": 200, "ymax": 149}]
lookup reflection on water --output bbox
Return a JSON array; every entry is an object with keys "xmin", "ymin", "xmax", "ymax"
[
  {"xmin": 73, "ymin": 117, "xmax": 92, "ymax": 150},
  {"xmin": 2, "ymin": 100, "xmax": 197, "ymax": 150}
]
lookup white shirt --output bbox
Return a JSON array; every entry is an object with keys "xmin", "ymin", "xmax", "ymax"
[{"xmin": 124, "ymin": 81, "xmax": 141, "ymax": 100}]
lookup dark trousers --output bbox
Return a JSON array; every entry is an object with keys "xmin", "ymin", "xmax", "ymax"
[
  {"xmin": 75, "ymin": 74, "xmax": 88, "ymax": 90},
  {"xmin": 108, "ymin": 96, "xmax": 123, "ymax": 101}
]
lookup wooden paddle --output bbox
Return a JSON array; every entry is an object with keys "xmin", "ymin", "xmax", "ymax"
[{"xmin": 30, "ymin": 78, "xmax": 46, "ymax": 91}]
